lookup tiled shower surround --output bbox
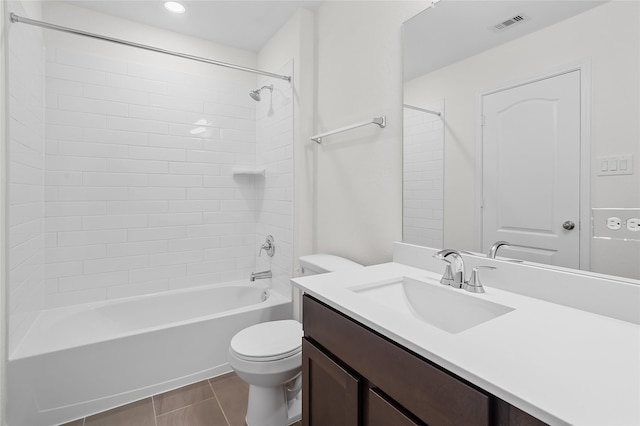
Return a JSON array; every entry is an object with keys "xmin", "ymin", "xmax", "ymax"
[
  {"xmin": 41, "ymin": 47, "xmax": 293, "ymax": 308},
  {"xmin": 7, "ymin": 5, "xmax": 46, "ymax": 351},
  {"xmin": 402, "ymin": 105, "xmax": 444, "ymax": 248},
  {"xmin": 7, "ymin": 29, "xmax": 293, "ymax": 357}
]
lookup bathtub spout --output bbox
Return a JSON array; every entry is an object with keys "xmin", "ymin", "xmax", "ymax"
[{"xmin": 250, "ymin": 270, "xmax": 272, "ymax": 282}]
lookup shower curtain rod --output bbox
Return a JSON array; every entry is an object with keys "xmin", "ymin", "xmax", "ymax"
[
  {"xmin": 403, "ymin": 104, "xmax": 441, "ymax": 117},
  {"xmin": 9, "ymin": 13, "xmax": 292, "ymax": 82}
]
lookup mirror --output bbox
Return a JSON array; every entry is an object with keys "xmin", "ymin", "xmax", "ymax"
[{"xmin": 403, "ymin": 0, "xmax": 640, "ymax": 281}]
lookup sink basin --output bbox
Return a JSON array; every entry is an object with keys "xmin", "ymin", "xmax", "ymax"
[{"xmin": 350, "ymin": 276, "xmax": 514, "ymax": 334}]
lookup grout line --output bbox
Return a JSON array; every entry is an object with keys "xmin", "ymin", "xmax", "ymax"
[
  {"xmin": 208, "ymin": 379, "xmax": 231, "ymax": 426},
  {"xmin": 151, "ymin": 396, "xmax": 159, "ymax": 426},
  {"xmin": 154, "ymin": 395, "xmax": 218, "ymax": 417}
]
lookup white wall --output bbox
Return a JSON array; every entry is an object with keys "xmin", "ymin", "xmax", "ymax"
[
  {"xmin": 405, "ymin": 1, "xmax": 640, "ymax": 278},
  {"xmin": 1, "ymin": 2, "xmax": 6, "ymax": 422},
  {"xmin": 314, "ymin": 1, "xmax": 424, "ymax": 266}
]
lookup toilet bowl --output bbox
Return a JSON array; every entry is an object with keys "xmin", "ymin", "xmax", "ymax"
[
  {"xmin": 229, "ymin": 254, "xmax": 363, "ymax": 426},
  {"xmin": 229, "ymin": 320, "xmax": 303, "ymax": 426}
]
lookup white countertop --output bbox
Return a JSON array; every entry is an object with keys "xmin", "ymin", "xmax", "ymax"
[{"xmin": 292, "ymin": 262, "xmax": 640, "ymax": 426}]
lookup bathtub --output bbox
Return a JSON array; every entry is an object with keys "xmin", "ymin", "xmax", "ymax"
[{"xmin": 7, "ymin": 281, "xmax": 292, "ymax": 426}]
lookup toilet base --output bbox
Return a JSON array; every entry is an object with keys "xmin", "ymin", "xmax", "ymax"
[
  {"xmin": 245, "ymin": 385, "xmax": 301, "ymax": 426},
  {"xmin": 286, "ymin": 391, "xmax": 302, "ymax": 425}
]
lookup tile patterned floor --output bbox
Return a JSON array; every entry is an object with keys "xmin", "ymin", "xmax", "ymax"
[{"xmin": 60, "ymin": 372, "xmax": 303, "ymax": 426}]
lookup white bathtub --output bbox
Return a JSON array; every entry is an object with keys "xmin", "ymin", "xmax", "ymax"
[{"xmin": 7, "ymin": 281, "xmax": 292, "ymax": 426}]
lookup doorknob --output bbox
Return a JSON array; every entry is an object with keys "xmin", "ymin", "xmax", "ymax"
[{"xmin": 562, "ymin": 221, "xmax": 576, "ymax": 230}]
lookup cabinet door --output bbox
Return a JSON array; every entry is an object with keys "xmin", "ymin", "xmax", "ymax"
[
  {"xmin": 366, "ymin": 388, "xmax": 422, "ymax": 426},
  {"xmin": 302, "ymin": 338, "xmax": 359, "ymax": 426}
]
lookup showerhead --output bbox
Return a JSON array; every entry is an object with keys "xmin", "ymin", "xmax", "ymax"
[
  {"xmin": 249, "ymin": 84, "xmax": 273, "ymax": 102},
  {"xmin": 249, "ymin": 90, "xmax": 261, "ymax": 101}
]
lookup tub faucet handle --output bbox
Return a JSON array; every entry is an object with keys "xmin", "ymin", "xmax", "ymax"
[{"xmin": 259, "ymin": 235, "xmax": 275, "ymax": 257}]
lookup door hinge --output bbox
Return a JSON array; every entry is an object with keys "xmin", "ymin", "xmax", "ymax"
[{"xmin": 481, "ymin": 115, "xmax": 486, "ymax": 126}]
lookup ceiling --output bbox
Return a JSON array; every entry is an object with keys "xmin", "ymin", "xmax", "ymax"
[
  {"xmin": 64, "ymin": 0, "xmax": 322, "ymax": 52},
  {"xmin": 403, "ymin": 0, "xmax": 608, "ymax": 81}
]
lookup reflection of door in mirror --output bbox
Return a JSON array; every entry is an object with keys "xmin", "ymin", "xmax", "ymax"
[
  {"xmin": 403, "ymin": 101, "xmax": 444, "ymax": 248},
  {"xmin": 403, "ymin": 1, "xmax": 640, "ymax": 280},
  {"xmin": 481, "ymin": 71, "xmax": 581, "ymax": 269}
]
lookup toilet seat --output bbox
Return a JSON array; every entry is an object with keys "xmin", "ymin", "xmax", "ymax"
[{"xmin": 230, "ymin": 320, "xmax": 302, "ymax": 362}]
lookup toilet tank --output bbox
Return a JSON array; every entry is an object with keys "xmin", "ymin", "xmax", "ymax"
[{"xmin": 299, "ymin": 254, "xmax": 363, "ymax": 276}]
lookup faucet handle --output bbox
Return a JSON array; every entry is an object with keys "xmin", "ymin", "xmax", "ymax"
[
  {"xmin": 463, "ymin": 266, "xmax": 496, "ymax": 293},
  {"xmin": 259, "ymin": 235, "xmax": 275, "ymax": 257},
  {"xmin": 433, "ymin": 251, "xmax": 455, "ymax": 286},
  {"xmin": 433, "ymin": 249, "xmax": 466, "ymax": 288},
  {"xmin": 440, "ymin": 263, "xmax": 456, "ymax": 286}
]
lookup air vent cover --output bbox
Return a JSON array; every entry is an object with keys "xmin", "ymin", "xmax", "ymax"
[{"xmin": 491, "ymin": 14, "xmax": 529, "ymax": 31}]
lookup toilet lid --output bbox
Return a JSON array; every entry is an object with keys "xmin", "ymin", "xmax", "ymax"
[{"xmin": 230, "ymin": 320, "xmax": 303, "ymax": 362}]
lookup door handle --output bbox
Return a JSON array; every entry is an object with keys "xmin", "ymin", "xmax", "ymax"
[{"xmin": 562, "ymin": 221, "xmax": 576, "ymax": 230}]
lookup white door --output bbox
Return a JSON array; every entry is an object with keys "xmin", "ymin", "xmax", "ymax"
[{"xmin": 481, "ymin": 70, "xmax": 581, "ymax": 268}]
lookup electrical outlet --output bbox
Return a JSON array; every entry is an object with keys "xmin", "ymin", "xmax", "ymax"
[
  {"xmin": 627, "ymin": 218, "xmax": 640, "ymax": 232},
  {"xmin": 593, "ymin": 208, "xmax": 640, "ymax": 241},
  {"xmin": 607, "ymin": 217, "xmax": 622, "ymax": 230}
]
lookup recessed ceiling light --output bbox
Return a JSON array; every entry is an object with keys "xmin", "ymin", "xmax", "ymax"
[{"xmin": 164, "ymin": 1, "xmax": 185, "ymax": 14}]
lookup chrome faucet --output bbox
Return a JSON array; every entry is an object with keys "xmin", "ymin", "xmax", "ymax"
[
  {"xmin": 487, "ymin": 241, "xmax": 510, "ymax": 258},
  {"xmin": 487, "ymin": 241, "xmax": 523, "ymax": 263},
  {"xmin": 250, "ymin": 270, "xmax": 272, "ymax": 282},
  {"xmin": 434, "ymin": 249, "xmax": 497, "ymax": 293},
  {"xmin": 259, "ymin": 235, "xmax": 275, "ymax": 257},
  {"xmin": 433, "ymin": 249, "xmax": 466, "ymax": 289}
]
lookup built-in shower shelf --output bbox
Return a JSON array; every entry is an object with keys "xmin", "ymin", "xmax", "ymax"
[{"xmin": 232, "ymin": 167, "xmax": 266, "ymax": 176}]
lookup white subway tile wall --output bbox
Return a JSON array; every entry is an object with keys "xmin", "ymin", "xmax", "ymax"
[
  {"xmin": 41, "ymin": 47, "xmax": 294, "ymax": 307},
  {"xmin": 402, "ymin": 105, "xmax": 444, "ymax": 248},
  {"xmin": 254, "ymin": 63, "xmax": 294, "ymax": 297},
  {"xmin": 8, "ymin": 9, "xmax": 46, "ymax": 353}
]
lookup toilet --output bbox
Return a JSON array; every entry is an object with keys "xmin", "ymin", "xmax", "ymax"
[{"xmin": 228, "ymin": 254, "xmax": 363, "ymax": 426}]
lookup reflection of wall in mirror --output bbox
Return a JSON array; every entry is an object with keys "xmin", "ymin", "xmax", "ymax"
[
  {"xmin": 403, "ymin": 102, "xmax": 444, "ymax": 249},
  {"xmin": 404, "ymin": 1, "xmax": 639, "ymax": 279}
]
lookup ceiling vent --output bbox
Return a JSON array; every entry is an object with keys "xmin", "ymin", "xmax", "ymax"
[{"xmin": 491, "ymin": 14, "xmax": 529, "ymax": 32}]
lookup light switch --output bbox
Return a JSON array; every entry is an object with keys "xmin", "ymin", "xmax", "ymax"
[
  {"xmin": 597, "ymin": 154, "xmax": 633, "ymax": 176},
  {"xmin": 620, "ymin": 159, "xmax": 628, "ymax": 171}
]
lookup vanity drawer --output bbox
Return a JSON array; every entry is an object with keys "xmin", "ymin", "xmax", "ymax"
[{"xmin": 303, "ymin": 295, "xmax": 490, "ymax": 426}]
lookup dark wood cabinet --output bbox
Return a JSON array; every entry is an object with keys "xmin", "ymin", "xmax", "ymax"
[
  {"xmin": 365, "ymin": 388, "xmax": 421, "ymax": 426},
  {"xmin": 302, "ymin": 295, "xmax": 546, "ymax": 426},
  {"xmin": 302, "ymin": 338, "xmax": 359, "ymax": 426}
]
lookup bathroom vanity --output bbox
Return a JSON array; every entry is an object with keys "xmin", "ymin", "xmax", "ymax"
[
  {"xmin": 292, "ymin": 243, "xmax": 640, "ymax": 426},
  {"xmin": 302, "ymin": 295, "xmax": 543, "ymax": 425}
]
